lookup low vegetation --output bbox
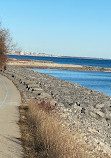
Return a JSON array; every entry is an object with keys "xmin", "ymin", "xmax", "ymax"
[{"xmin": 19, "ymin": 99, "xmax": 90, "ymax": 158}]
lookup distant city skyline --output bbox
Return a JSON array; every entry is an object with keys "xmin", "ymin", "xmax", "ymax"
[{"xmin": 0, "ymin": 0, "xmax": 111, "ymax": 59}]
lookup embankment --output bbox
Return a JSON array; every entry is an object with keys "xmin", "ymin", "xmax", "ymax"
[{"xmin": 3, "ymin": 65, "xmax": 111, "ymax": 157}]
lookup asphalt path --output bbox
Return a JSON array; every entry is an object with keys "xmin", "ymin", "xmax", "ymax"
[{"xmin": 0, "ymin": 74, "xmax": 23, "ymax": 158}]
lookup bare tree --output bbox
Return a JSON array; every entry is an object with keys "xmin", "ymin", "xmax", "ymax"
[{"xmin": 0, "ymin": 24, "xmax": 14, "ymax": 71}]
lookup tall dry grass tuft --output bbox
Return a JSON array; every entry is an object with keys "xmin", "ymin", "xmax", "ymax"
[{"xmin": 27, "ymin": 99, "xmax": 89, "ymax": 158}]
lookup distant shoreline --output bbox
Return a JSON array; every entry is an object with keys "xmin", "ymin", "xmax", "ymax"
[
  {"xmin": 7, "ymin": 58, "xmax": 111, "ymax": 72},
  {"xmin": 7, "ymin": 54, "xmax": 111, "ymax": 60}
]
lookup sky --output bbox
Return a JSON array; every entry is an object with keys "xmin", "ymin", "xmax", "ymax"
[{"xmin": 0, "ymin": 0, "xmax": 111, "ymax": 58}]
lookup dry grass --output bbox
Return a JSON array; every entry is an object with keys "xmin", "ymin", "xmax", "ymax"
[
  {"xmin": 10, "ymin": 73, "xmax": 110, "ymax": 157},
  {"xmin": 9, "ymin": 80, "xmax": 111, "ymax": 158},
  {"xmin": 21, "ymin": 99, "xmax": 89, "ymax": 158}
]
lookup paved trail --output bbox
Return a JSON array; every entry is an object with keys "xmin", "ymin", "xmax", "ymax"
[{"xmin": 0, "ymin": 74, "xmax": 23, "ymax": 158}]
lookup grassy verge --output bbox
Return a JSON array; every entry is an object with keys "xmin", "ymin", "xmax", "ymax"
[{"xmin": 19, "ymin": 98, "xmax": 90, "ymax": 158}]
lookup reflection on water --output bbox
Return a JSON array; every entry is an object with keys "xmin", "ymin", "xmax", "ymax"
[{"xmin": 30, "ymin": 69, "xmax": 111, "ymax": 96}]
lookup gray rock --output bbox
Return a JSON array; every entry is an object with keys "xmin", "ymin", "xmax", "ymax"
[
  {"xmin": 96, "ymin": 104, "xmax": 104, "ymax": 109},
  {"xmin": 4, "ymin": 65, "xmax": 111, "ymax": 153}
]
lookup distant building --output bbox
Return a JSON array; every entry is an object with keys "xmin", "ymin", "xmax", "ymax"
[{"xmin": 19, "ymin": 51, "xmax": 24, "ymax": 55}]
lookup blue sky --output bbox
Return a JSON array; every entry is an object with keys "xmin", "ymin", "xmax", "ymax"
[{"xmin": 0, "ymin": 0, "xmax": 111, "ymax": 58}]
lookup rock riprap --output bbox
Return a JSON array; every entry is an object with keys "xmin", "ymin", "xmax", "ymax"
[{"xmin": 4, "ymin": 66, "xmax": 111, "ymax": 156}]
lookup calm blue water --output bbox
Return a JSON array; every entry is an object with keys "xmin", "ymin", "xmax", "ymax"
[
  {"xmin": 8, "ymin": 55, "xmax": 111, "ymax": 68},
  {"xmin": 8, "ymin": 55, "xmax": 111, "ymax": 96},
  {"xmin": 30, "ymin": 69, "xmax": 111, "ymax": 96}
]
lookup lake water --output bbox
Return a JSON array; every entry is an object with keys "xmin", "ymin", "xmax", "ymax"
[
  {"xmin": 30, "ymin": 69, "xmax": 111, "ymax": 96},
  {"xmin": 8, "ymin": 55, "xmax": 111, "ymax": 96},
  {"xmin": 8, "ymin": 55, "xmax": 111, "ymax": 68}
]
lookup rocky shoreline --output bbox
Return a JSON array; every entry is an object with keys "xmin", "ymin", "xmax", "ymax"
[{"xmin": 4, "ymin": 65, "xmax": 111, "ymax": 157}]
